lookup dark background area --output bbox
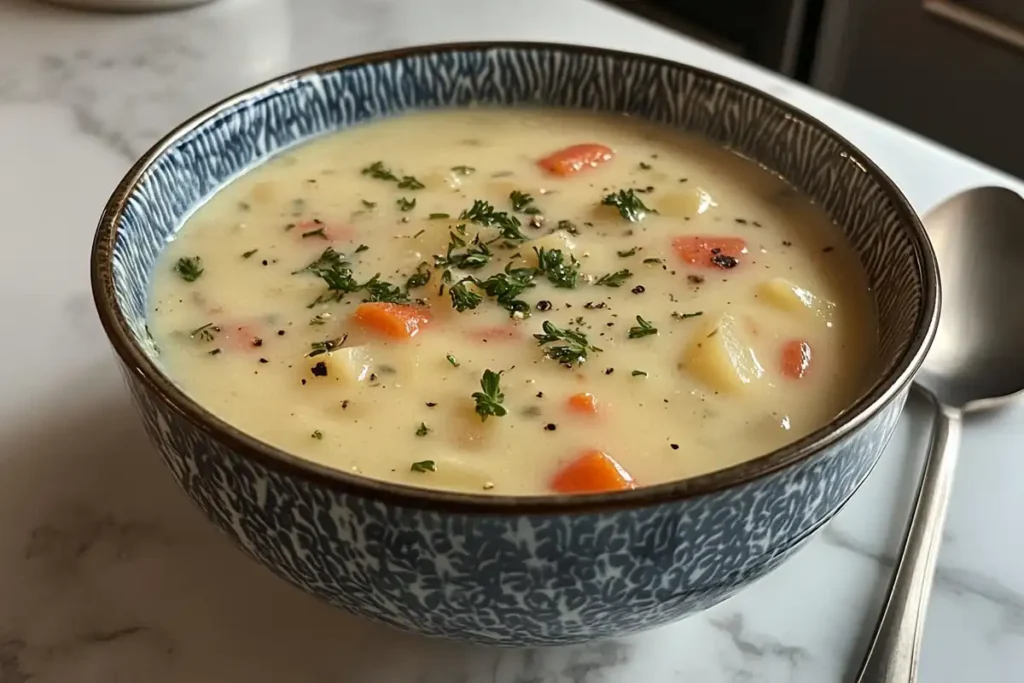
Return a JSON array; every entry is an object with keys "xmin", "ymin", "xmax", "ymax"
[{"xmin": 600, "ymin": 0, "xmax": 1024, "ymax": 179}]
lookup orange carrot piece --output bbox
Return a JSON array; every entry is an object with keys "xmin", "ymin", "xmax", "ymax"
[
  {"xmin": 551, "ymin": 450, "xmax": 637, "ymax": 494},
  {"xmin": 672, "ymin": 236, "xmax": 748, "ymax": 269},
  {"xmin": 538, "ymin": 143, "xmax": 614, "ymax": 176},
  {"xmin": 780, "ymin": 339, "xmax": 813, "ymax": 379},
  {"xmin": 354, "ymin": 303, "xmax": 432, "ymax": 340},
  {"xmin": 567, "ymin": 392, "xmax": 599, "ymax": 415}
]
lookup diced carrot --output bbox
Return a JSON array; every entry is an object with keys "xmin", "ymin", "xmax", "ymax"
[
  {"xmin": 781, "ymin": 339, "xmax": 812, "ymax": 379},
  {"xmin": 295, "ymin": 220, "xmax": 355, "ymax": 243},
  {"xmin": 567, "ymin": 392, "xmax": 599, "ymax": 415},
  {"xmin": 354, "ymin": 303, "xmax": 432, "ymax": 340},
  {"xmin": 673, "ymin": 236, "xmax": 748, "ymax": 269},
  {"xmin": 538, "ymin": 143, "xmax": 614, "ymax": 176},
  {"xmin": 467, "ymin": 325, "xmax": 522, "ymax": 344},
  {"xmin": 551, "ymin": 450, "xmax": 637, "ymax": 494}
]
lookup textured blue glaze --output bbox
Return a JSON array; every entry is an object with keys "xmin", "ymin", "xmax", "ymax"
[{"xmin": 98, "ymin": 44, "xmax": 926, "ymax": 645}]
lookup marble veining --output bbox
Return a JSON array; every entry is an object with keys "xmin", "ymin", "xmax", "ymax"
[{"xmin": 1, "ymin": 0, "xmax": 1024, "ymax": 680}]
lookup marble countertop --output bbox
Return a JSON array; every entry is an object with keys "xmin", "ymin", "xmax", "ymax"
[{"xmin": 1, "ymin": 0, "xmax": 1023, "ymax": 680}]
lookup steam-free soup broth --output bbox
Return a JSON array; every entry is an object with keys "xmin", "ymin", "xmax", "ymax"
[{"xmin": 148, "ymin": 108, "xmax": 876, "ymax": 495}]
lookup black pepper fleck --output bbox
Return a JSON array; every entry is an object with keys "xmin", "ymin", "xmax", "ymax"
[
  {"xmin": 426, "ymin": 402, "xmax": 437, "ymax": 407},
  {"xmin": 341, "ymin": 400, "xmax": 350, "ymax": 409},
  {"xmin": 670, "ymin": 443, "xmax": 680, "ymax": 450},
  {"xmin": 278, "ymin": 330, "xmax": 286, "ymax": 336},
  {"xmin": 258, "ymin": 358, "xmax": 269, "ymax": 364},
  {"xmin": 631, "ymin": 285, "xmax": 646, "ymax": 294},
  {"xmin": 536, "ymin": 300, "xmax": 552, "ymax": 312},
  {"xmin": 711, "ymin": 253, "xmax": 739, "ymax": 269},
  {"xmin": 311, "ymin": 361, "xmax": 328, "ymax": 377},
  {"xmin": 544, "ymin": 423, "xmax": 557, "ymax": 431},
  {"xmin": 536, "ymin": 391, "xmax": 544, "ymax": 398},
  {"xmin": 252, "ymin": 338, "xmax": 263, "ymax": 347},
  {"xmin": 734, "ymin": 218, "xmax": 748, "ymax": 224}
]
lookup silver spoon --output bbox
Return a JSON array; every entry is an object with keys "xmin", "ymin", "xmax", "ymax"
[{"xmin": 855, "ymin": 186, "xmax": 1024, "ymax": 682}]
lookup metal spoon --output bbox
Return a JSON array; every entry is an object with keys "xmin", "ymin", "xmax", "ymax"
[{"xmin": 855, "ymin": 186, "xmax": 1024, "ymax": 682}]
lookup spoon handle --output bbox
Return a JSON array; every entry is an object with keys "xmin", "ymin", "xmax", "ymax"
[{"xmin": 854, "ymin": 401, "xmax": 963, "ymax": 682}]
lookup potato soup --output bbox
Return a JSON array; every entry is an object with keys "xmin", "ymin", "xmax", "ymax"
[{"xmin": 147, "ymin": 108, "xmax": 876, "ymax": 496}]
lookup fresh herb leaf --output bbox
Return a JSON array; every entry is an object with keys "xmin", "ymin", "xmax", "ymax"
[
  {"xmin": 429, "ymin": 212, "xmax": 450, "ymax": 219},
  {"xmin": 601, "ymin": 189, "xmax": 652, "ymax": 222},
  {"xmin": 534, "ymin": 248, "xmax": 579, "ymax": 289},
  {"xmin": 474, "ymin": 264, "xmax": 536, "ymax": 317},
  {"xmin": 361, "ymin": 199, "xmax": 377, "ymax": 209},
  {"xmin": 446, "ymin": 353, "xmax": 460, "ymax": 367},
  {"xmin": 396, "ymin": 197, "xmax": 416, "ymax": 212},
  {"xmin": 174, "ymin": 256, "xmax": 204, "ymax": 282},
  {"xmin": 672, "ymin": 311, "xmax": 704, "ymax": 320},
  {"xmin": 302, "ymin": 226, "xmax": 327, "ymax": 239},
  {"xmin": 472, "ymin": 369, "xmax": 507, "ymax": 421},
  {"xmin": 460, "ymin": 199, "xmax": 528, "ymax": 241},
  {"xmin": 207, "ymin": 348, "xmax": 222, "ymax": 356},
  {"xmin": 398, "ymin": 175, "xmax": 425, "ymax": 190},
  {"xmin": 311, "ymin": 429, "xmax": 324, "ymax": 440},
  {"xmin": 632, "ymin": 370, "xmax": 648, "ymax": 377},
  {"xmin": 415, "ymin": 422, "xmax": 430, "ymax": 437},
  {"xmin": 510, "ymin": 190, "xmax": 541, "ymax": 215},
  {"xmin": 595, "ymin": 269, "xmax": 633, "ymax": 287},
  {"xmin": 361, "ymin": 274, "xmax": 410, "ymax": 303},
  {"xmin": 410, "ymin": 460, "xmax": 437, "ymax": 472},
  {"xmin": 451, "ymin": 165, "xmax": 476, "ymax": 175},
  {"xmin": 436, "ymin": 232, "xmax": 492, "ymax": 270},
  {"xmin": 355, "ymin": 244, "xmax": 370, "ymax": 253},
  {"xmin": 643, "ymin": 257, "xmax": 663, "ymax": 264},
  {"xmin": 405, "ymin": 261, "xmax": 432, "ymax": 290},
  {"xmin": 361, "ymin": 161, "xmax": 399, "ymax": 181},
  {"xmin": 308, "ymin": 335, "xmax": 347, "ymax": 357},
  {"xmin": 639, "ymin": 161, "xmax": 652, "ymax": 170},
  {"xmin": 534, "ymin": 321, "xmax": 601, "ymax": 367},
  {"xmin": 449, "ymin": 280, "xmax": 483, "ymax": 312},
  {"xmin": 190, "ymin": 322, "xmax": 218, "ymax": 342},
  {"xmin": 242, "ymin": 249, "xmax": 259, "ymax": 259},
  {"xmin": 617, "ymin": 247, "xmax": 638, "ymax": 257},
  {"xmin": 628, "ymin": 315, "xmax": 658, "ymax": 339}
]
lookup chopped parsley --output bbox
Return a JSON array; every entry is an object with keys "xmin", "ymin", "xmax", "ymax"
[
  {"xmin": 472, "ymin": 369, "xmax": 507, "ymax": 421},
  {"xmin": 601, "ymin": 189, "xmax": 652, "ymax": 222},
  {"xmin": 510, "ymin": 190, "xmax": 542, "ymax": 215},
  {"xmin": 361, "ymin": 275, "xmax": 409, "ymax": 303},
  {"xmin": 242, "ymin": 249, "xmax": 259, "ymax": 259},
  {"xmin": 361, "ymin": 199, "xmax": 377, "ymax": 209},
  {"xmin": 398, "ymin": 176, "xmax": 425, "ymax": 190},
  {"xmin": 296, "ymin": 247, "xmax": 407, "ymax": 306},
  {"xmin": 415, "ymin": 422, "xmax": 430, "ymax": 437},
  {"xmin": 311, "ymin": 430, "xmax": 323, "ymax": 440},
  {"xmin": 446, "ymin": 353, "xmax": 460, "ymax": 367},
  {"xmin": 460, "ymin": 199, "xmax": 528, "ymax": 241},
  {"xmin": 557, "ymin": 219, "xmax": 579, "ymax": 235},
  {"xmin": 302, "ymin": 226, "xmax": 327, "ymax": 239},
  {"xmin": 449, "ymin": 280, "xmax": 483, "ymax": 312},
  {"xmin": 308, "ymin": 335, "xmax": 347, "ymax": 357},
  {"xmin": 355, "ymin": 244, "xmax": 370, "ymax": 253},
  {"xmin": 361, "ymin": 161, "xmax": 424, "ymax": 190},
  {"xmin": 639, "ymin": 161, "xmax": 652, "ymax": 170},
  {"xmin": 594, "ymin": 269, "xmax": 633, "ymax": 287},
  {"xmin": 405, "ymin": 262, "xmax": 432, "ymax": 291},
  {"xmin": 473, "ymin": 265, "xmax": 536, "ymax": 316},
  {"xmin": 632, "ymin": 370, "xmax": 648, "ymax": 377},
  {"xmin": 189, "ymin": 322, "xmax": 218, "ymax": 342},
  {"xmin": 534, "ymin": 321, "xmax": 601, "ymax": 367},
  {"xmin": 436, "ymin": 232, "xmax": 492, "ymax": 270},
  {"xmin": 617, "ymin": 247, "xmax": 638, "ymax": 257},
  {"xmin": 534, "ymin": 248, "xmax": 580, "ymax": 289},
  {"xmin": 410, "ymin": 460, "xmax": 437, "ymax": 473},
  {"xmin": 429, "ymin": 212, "xmax": 450, "ymax": 220},
  {"xmin": 451, "ymin": 165, "xmax": 476, "ymax": 175},
  {"xmin": 672, "ymin": 311, "xmax": 704, "ymax": 320},
  {"xmin": 396, "ymin": 197, "xmax": 416, "ymax": 212},
  {"xmin": 628, "ymin": 315, "xmax": 658, "ymax": 339},
  {"xmin": 174, "ymin": 256, "xmax": 204, "ymax": 282},
  {"xmin": 642, "ymin": 257, "xmax": 663, "ymax": 265}
]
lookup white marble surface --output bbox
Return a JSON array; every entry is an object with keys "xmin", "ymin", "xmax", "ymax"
[{"xmin": 1, "ymin": 0, "xmax": 1023, "ymax": 680}]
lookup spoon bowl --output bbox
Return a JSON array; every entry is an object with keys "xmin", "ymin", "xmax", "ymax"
[{"xmin": 856, "ymin": 186, "xmax": 1024, "ymax": 682}]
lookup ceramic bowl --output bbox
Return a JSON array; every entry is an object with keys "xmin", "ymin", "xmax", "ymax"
[{"xmin": 91, "ymin": 42, "xmax": 939, "ymax": 646}]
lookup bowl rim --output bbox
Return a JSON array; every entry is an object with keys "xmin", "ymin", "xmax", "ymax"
[{"xmin": 90, "ymin": 40, "xmax": 940, "ymax": 514}]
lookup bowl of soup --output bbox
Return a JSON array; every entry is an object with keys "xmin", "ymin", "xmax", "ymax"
[{"xmin": 91, "ymin": 42, "xmax": 939, "ymax": 645}]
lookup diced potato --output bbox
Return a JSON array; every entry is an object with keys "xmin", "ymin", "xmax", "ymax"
[
  {"xmin": 757, "ymin": 277, "xmax": 835, "ymax": 322},
  {"xmin": 302, "ymin": 345, "xmax": 372, "ymax": 385},
  {"xmin": 658, "ymin": 187, "xmax": 716, "ymax": 219},
  {"xmin": 520, "ymin": 231, "xmax": 577, "ymax": 267},
  {"xmin": 682, "ymin": 312, "xmax": 764, "ymax": 394}
]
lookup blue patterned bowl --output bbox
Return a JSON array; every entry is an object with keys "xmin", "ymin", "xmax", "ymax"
[{"xmin": 91, "ymin": 42, "xmax": 939, "ymax": 646}]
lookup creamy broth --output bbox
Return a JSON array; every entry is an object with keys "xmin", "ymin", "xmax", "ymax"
[{"xmin": 148, "ymin": 108, "xmax": 876, "ymax": 495}]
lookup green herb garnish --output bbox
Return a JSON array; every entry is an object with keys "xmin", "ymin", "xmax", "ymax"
[
  {"xmin": 174, "ymin": 256, "xmax": 204, "ymax": 282},
  {"xmin": 302, "ymin": 226, "xmax": 327, "ymax": 239},
  {"xmin": 617, "ymin": 247, "xmax": 638, "ymax": 257},
  {"xmin": 534, "ymin": 321, "xmax": 601, "ymax": 367},
  {"xmin": 309, "ymin": 313, "xmax": 329, "ymax": 326},
  {"xmin": 361, "ymin": 161, "xmax": 399, "ymax": 181},
  {"xmin": 628, "ymin": 316, "xmax": 658, "ymax": 339},
  {"xmin": 472, "ymin": 369, "xmax": 507, "ymax": 421},
  {"xmin": 632, "ymin": 370, "xmax": 648, "ymax": 377},
  {"xmin": 311, "ymin": 430, "xmax": 323, "ymax": 440},
  {"xmin": 361, "ymin": 275, "xmax": 409, "ymax": 303},
  {"xmin": 643, "ymin": 257, "xmax": 663, "ymax": 265},
  {"xmin": 557, "ymin": 219, "xmax": 579, "ymax": 235},
  {"xmin": 639, "ymin": 161, "xmax": 652, "ymax": 170},
  {"xmin": 534, "ymin": 248, "xmax": 580, "ymax": 289},
  {"xmin": 398, "ymin": 176, "xmax": 425, "ymax": 190},
  {"xmin": 190, "ymin": 322, "xmax": 218, "ymax": 342},
  {"xmin": 361, "ymin": 199, "xmax": 377, "ymax": 209},
  {"xmin": 451, "ymin": 165, "xmax": 476, "ymax": 175},
  {"xmin": 446, "ymin": 353, "xmax": 460, "ymax": 367},
  {"xmin": 595, "ymin": 269, "xmax": 633, "ymax": 287},
  {"xmin": 411, "ymin": 460, "xmax": 437, "ymax": 472},
  {"xmin": 449, "ymin": 280, "xmax": 483, "ymax": 312},
  {"xmin": 415, "ymin": 423, "xmax": 430, "ymax": 437},
  {"xmin": 308, "ymin": 335, "xmax": 347, "ymax": 357},
  {"xmin": 429, "ymin": 212, "xmax": 450, "ymax": 220},
  {"xmin": 242, "ymin": 249, "xmax": 259, "ymax": 259},
  {"xmin": 474, "ymin": 265, "xmax": 536, "ymax": 317},
  {"xmin": 510, "ymin": 190, "xmax": 542, "ymax": 215},
  {"xmin": 672, "ymin": 311, "xmax": 704, "ymax": 320},
  {"xmin": 405, "ymin": 262, "xmax": 432, "ymax": 290},
  {"xmin": 396, "ymin": 197, "xmax": 416, "ymax": 212},
  {"xmin": 460, "ymin": 199, "xmax": 528, "ymax": 241},
  {"xmin": 355, "ymin": 244, "xmax": 369, "ymax": 253},
  {"xmin": 436, "ymin": 232, "xmax": 492, "ymax": 270},
  {"xmin": 601, "ymin": 189, "xmax": 652, "ymax": 222}
]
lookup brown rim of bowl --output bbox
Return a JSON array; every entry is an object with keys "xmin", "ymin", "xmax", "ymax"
[{"xmin": 90, "ymin": 41, "xmax": 940, "ymax": 515}]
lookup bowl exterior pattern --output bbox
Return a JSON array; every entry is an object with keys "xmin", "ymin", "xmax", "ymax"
[{"xmin": 98, "ymin": 44, "xmax": 929, "ymax": 645}]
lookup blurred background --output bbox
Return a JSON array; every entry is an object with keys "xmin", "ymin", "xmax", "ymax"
[{"xmin": 601, "ymin": 0, "xmax": 1024, "ymax": 179}]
